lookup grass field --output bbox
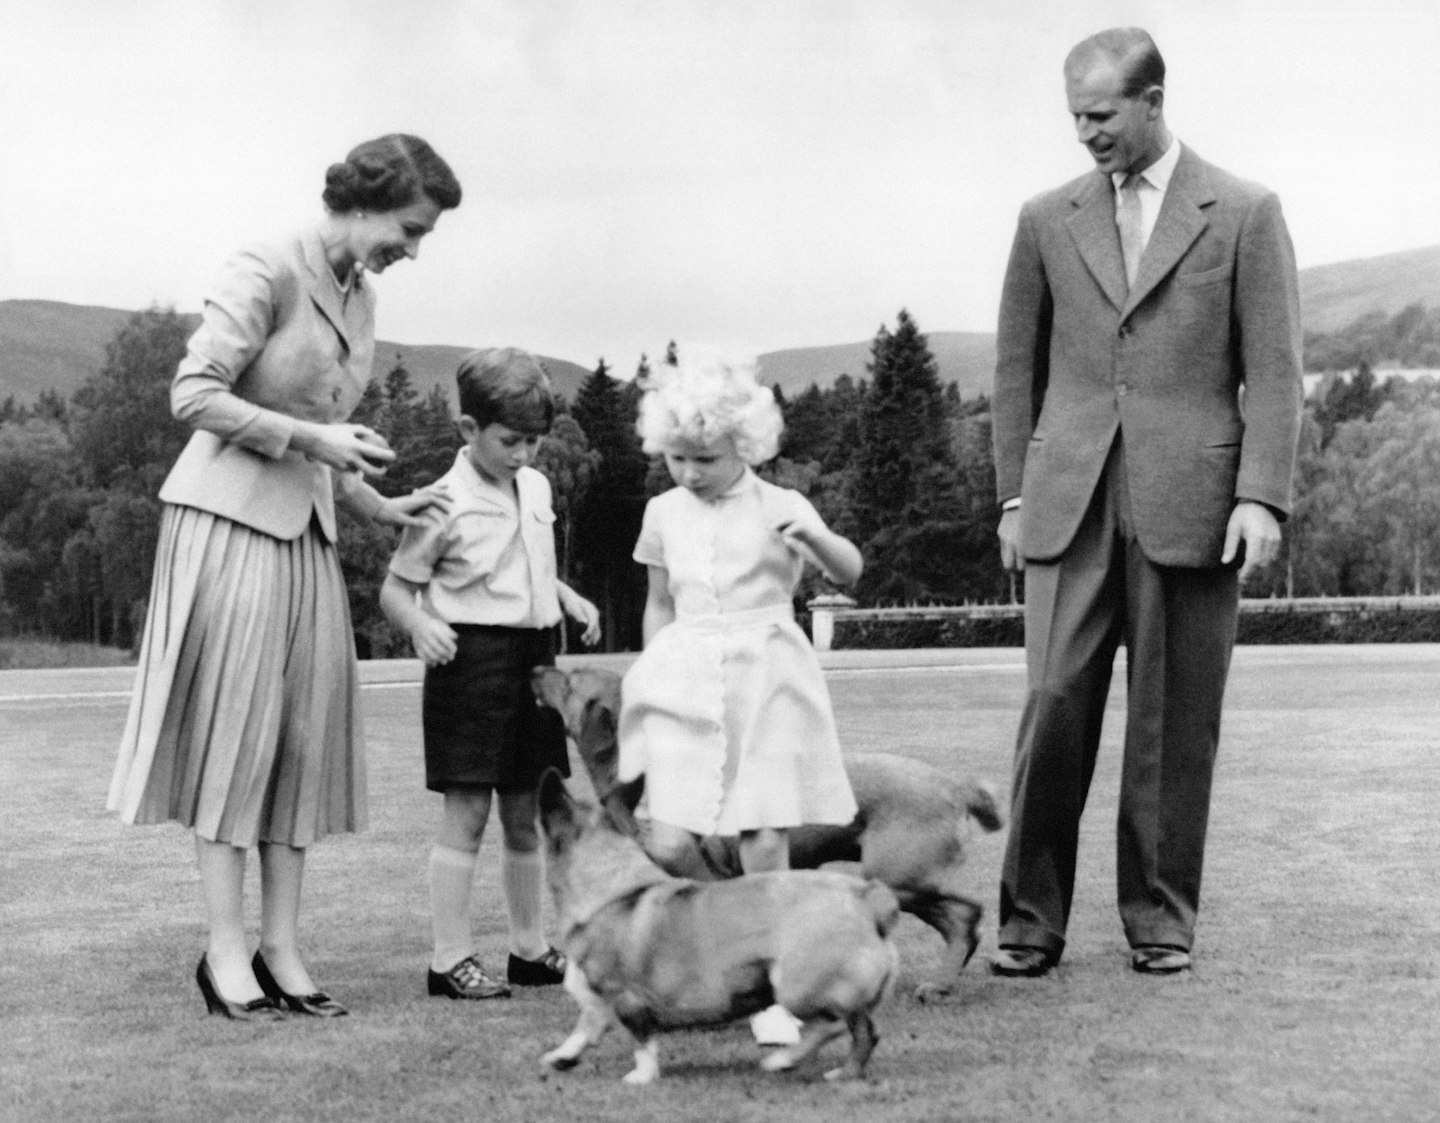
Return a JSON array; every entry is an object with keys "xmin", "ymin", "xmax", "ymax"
[{"xmin": 3, "ymin": 647, "xmax": 1438, "ymax": 1123}]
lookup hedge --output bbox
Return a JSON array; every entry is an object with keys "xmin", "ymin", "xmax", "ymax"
[{"xmin": 829, "ymin": 602, "xmax": 1440, "ymax": 649}]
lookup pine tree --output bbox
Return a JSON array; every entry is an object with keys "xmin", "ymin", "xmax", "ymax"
[
  {"xmin": 570, "ymin": 359, "xmax": 650, "ymax": 649},
  {"xmin": 534, "ymin": 413, "xmax": 602, "ymax": 651},
  {"xmin": 847, "ymin": 310, "xmax": 974, "ymax": 604},
  {"xmin": 68, "ymin": 307, "xmax": 191, "ymax": 494},
  {"xmin": 780, "ymin": 383, "xmax": 833, "ymax": 466}
]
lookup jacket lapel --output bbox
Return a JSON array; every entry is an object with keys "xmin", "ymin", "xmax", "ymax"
[
  {"xmin": 1065, "ymin": 173, "xmax": 1128, "ymax": 312},
  {"xmin": 299, "ymin": 229, "xmax": 356, "ymax": 359},
  {"xmin": 1123, "ymin": 146, "xmax": 1214, "ymax": 315}
]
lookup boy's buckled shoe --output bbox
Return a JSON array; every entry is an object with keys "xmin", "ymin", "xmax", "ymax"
[
  {"xmin": 988, "ymin": 946, "xmax": 1056, "ymax": 977},
  {"xmin": 507, "ymin": 946, "xmax": 567, "ymax": 986},
  {"xmin": 428, "ymin": 955, "xmax": 512, "ymax": 999}
]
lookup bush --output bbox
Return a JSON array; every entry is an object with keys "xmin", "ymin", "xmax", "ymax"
[
  {"xmin": 834, "ymin": 611, "xmax": 1024, "ymax": 649},
  {"xmin": 1238, "ymin": 605, "xmax": 1440, "ymax": 644},
  {"xmin": 830, "ymin": 602, "xmax": 1440, "ymax": 649}
]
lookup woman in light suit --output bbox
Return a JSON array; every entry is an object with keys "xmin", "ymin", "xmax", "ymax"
[{"xmin": 109, "ymin": 134, "xmax": 461, "ymax": 1019}]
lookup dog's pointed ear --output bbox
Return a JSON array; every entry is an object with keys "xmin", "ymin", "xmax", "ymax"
[
  {"xmin": 578, "ymin": 701, "xmax": 617, "ymax": 758},
  {"xmin": 611, "ymin": 773, "xmax": 645, "ymax": 813},
  {"xmin": 537, "ymin": 768, "xmax": 574, "ymax": 833},
  {"xmin": 601, "ymin": 773, "xmax": 645, "ymax": 835}
]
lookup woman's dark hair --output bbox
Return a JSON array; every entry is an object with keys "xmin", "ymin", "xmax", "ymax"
[
  {"xmin": 322, "ymin": 134, "xmax": 462, "ymax": 214},
  {"xmin": 456, "ymin": 348, "xmax": 556, "ymax": 436}
]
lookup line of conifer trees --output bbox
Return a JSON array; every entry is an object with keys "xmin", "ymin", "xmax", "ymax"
[{"xmin": 6, "ymin": 305, "xmax": 1440, "ymax": 654}]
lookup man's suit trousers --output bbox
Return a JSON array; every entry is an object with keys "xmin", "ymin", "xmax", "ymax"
[{"xmin": 998, "ymin": 440, "xmax": 1240, "ymax": 959}]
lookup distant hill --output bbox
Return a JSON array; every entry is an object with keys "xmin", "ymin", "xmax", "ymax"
[
  {"xmin": 0, "ymin": 299, "xmax": 590, "ymax": 409},
  {"xmin": 6, "ymin": 245, "xmax": 1440, "ymax": 408},
  {"xmin": 757, "ymin": 332, "xmax": 996, "ymax": 399},
  {"xmin": 1298, "ymin": 245, "xmax": 1440, "ymax": 334}
]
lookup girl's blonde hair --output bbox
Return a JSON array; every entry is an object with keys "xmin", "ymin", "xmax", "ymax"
[{"xmin": 636, "ymin": 346, "xmax": 783, "ymax": 466}]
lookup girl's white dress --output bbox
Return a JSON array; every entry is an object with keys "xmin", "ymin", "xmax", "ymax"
[{"xmin": 618, "ymin": 470, "xmax": 858, "ymax": 836}]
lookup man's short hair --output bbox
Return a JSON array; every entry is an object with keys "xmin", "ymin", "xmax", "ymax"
[{"xmin": 1066, "ymin": 28, "xmax": 1166, "ymax": 97}]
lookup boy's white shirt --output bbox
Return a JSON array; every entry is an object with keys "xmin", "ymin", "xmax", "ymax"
[{"xmin": 387, "ymin": 449, "xmax": 562, "ymax": 628}]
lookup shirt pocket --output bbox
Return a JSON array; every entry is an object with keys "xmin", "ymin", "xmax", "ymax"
[
  {"xmin": 450, "ymin": 508, "xmax": 514, "ymax": 577},
  {"xmin": 526, "ymin": 506, "xmax": 558, "ymax": 554}
]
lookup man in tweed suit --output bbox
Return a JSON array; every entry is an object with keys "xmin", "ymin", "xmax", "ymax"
[{"xmin": 989, "ymin": 28, "xmax": 1302, "ymax": 977}]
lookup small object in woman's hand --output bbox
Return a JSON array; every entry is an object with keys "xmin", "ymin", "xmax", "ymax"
[{"xmin": 354, "ymin": 428, "xmax": 395, "ymax": 470}]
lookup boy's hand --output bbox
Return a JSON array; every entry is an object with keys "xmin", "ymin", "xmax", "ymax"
[
  {"xmin": 567, "ymin": 596, "xmax": 602, "ymax": 647},
  {"xmin": 409, "ymin": 616, "xmax": 458, "ymax": 667}
]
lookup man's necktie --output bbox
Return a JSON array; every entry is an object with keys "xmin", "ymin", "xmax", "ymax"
[{"xmin": 1117, "ymin": 173, "xmax": 1144, "ymax": 290}]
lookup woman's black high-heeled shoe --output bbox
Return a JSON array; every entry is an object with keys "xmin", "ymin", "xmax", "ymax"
[
  {"xmin": 252, "ymin": 951, "xmax": 349, "ymax": 1018},
  {"xmin": 195, "ymin": 955, "xmax": 285, "ymax": 1020}
]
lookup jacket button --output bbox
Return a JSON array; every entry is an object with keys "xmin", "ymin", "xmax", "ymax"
[
  {"xmin": 1117, "ymin": 324, "xmax": 1131, "ymax": 338},
  {"xmin": 1116, "ymin": 383, "xmax": 1128, "ymax": 396}
]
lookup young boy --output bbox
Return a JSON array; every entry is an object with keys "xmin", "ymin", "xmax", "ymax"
[{"xmin": 380, "ymin": 347, "xmax": 601, "ymax": 999}]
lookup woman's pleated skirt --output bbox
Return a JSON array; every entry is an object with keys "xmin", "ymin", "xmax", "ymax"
[{"xmin": 107, "ymin": 504, "xmax": 365, "ymax": 848}]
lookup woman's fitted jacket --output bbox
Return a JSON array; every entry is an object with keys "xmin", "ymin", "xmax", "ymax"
[{"xmin": 158, "ymin": 225, "xmax": 382, "ymax": 542}]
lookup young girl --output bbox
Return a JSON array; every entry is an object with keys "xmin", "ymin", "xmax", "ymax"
[
  {"xmin": 381, "ymin": 347, "xmax": 601, "ymax": 1000},
  {"xmin": 618, "ymin": 349, "xmax": 861, "ymax": 1040},
  {"xmin": 619, "ymin": 347, "xmax": 862, "ymax": 864}
]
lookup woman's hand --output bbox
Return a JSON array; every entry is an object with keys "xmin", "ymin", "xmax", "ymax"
[
  {"xmin": 297, "ymin": 422, "xmax": 397, "ymax": 477},
  {"xmin": 375, "ymin": 484, "xmax": 451, "ymax": 529}
]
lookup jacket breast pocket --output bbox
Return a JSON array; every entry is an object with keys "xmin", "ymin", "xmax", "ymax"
[{"xmin": 1174, "ymin": 264, "xmax": 1232, "ymax": 289}]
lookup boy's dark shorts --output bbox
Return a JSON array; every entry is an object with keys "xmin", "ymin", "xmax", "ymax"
[{"xmin": 421, "ymin": 624, "xmax": 570, "ymax": 792}]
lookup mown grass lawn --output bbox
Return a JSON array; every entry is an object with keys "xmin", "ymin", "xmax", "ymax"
[{"xmin": 3, "ymin": 646, "xmax": 1437, "ymax": 1122}]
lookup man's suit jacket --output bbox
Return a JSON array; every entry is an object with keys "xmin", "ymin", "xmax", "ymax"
[
  {"xmin": 158, "ymin": 226, "xmax": 378, "ymax": 542},
  {"xmin": 992, "ymin": 146, "xmax": 1303, "ymax": 567}
]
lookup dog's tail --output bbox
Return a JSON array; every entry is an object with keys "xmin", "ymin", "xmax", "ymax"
[
  {"xmin": 860, "ymin": 879, "xmax": 902, "ymax": 938},
  {"xmin": 960, "ymin": 781, "xmax": 1004, "ymax": 833}
]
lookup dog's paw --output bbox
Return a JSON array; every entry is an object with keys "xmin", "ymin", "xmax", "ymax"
[
  {"xmin": 912, "ymin": 980, "xmax": 954, "ymax": 1004},
  {"xmin": 541, "ymin": 1049, "xmax": 581, "ymax": 1071},
  {"xmin": 622, "ymin": 1043, "xmax": 660, "ymax": 1085},
  {"xmin": 759, "ymin": 1048, "xmax": 796, "ymax": 1073}
]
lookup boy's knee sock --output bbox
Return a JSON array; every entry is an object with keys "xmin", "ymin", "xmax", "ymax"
[
  {"xmin": 502, "ymin": 847, "xmax": 547, "ymax": 960},
  {"xmin": 429, "ymin": 845, "xmax": 479, "ymax": 973}
]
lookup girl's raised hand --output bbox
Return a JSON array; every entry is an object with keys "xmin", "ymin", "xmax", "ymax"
[
  {"xmin": 773, "ymin": 511, "xmax": 863, "ymax": 587},
  {"xmin": 773, "ymin": 517, "xmax": 827, "ymax": 571}
]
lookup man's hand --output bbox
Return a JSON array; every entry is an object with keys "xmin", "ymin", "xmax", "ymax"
[
  {"xmin": 997, "ymin": 508, "xmax": 1024, "ymax": 573},
  {"xmin": 1221, "ymin": 501, "xmax": 1281, "ymax": 583}
]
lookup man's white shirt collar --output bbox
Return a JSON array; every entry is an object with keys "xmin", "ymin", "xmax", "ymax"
[{"xmin": 1113, "ymin": 138, "xmax": 1181, "ymax": 197}]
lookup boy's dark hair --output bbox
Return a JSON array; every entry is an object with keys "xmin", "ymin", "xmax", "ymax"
[{"xmin": 455, "ymin": 348, "xmax": 556, "ymax": 435}]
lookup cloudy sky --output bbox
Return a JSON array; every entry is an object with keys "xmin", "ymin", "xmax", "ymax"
[{"xmin": 3, "ymin": 0, "xmax": 1438, "ymax": 373}]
